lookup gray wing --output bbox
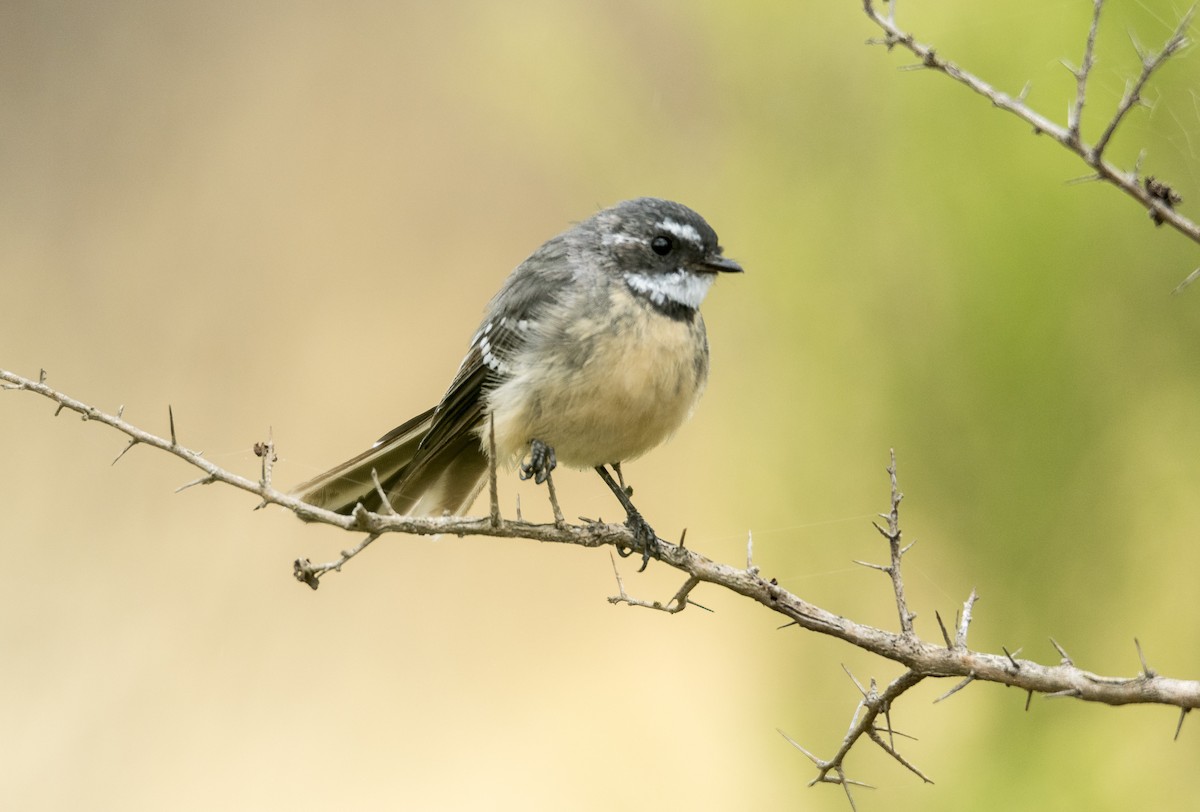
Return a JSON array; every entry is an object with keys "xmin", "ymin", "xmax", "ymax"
[{"xmin": 402, "ymin": 236, "xmax": 574, "ymax": 477}]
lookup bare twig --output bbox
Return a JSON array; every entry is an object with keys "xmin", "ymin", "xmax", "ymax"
[
  {"xmin": 294, "ymin": 525, "xmax": 382, "ymax": 590},
  {"xmin": 861, "ymin": 0, "xmax": 1200, "ymax": 282},
  {"xmin": 607, "ymin": 552, "xmax": 702, "ymax": 613},
  {"xmin": 956, "ymin": 590, "xmax": 978, "ymax": 649},
  {"xmin": 783, "ymin": 669, "xmax": 929, "ymax": 805},
  {"xmin": 488, "ymin": 414, "xmax": 501, "ymax": 528},
  {"xmin": 1066, "ymin": 0, "xmax": 1104, "ymax": 144},
  {"xmin": 369, "ymin": 468, "xmax": 398, "ymax": 516},
  {"xmin": 544, "ymin": 470, "xmax": 567, "ymax": 528},
  {"xmin": 1093, "ymin": 8, "xmax": 1195, "ymax": 159},
  {"xmin": 873, "ymin": 449, "xmax": 914, "ymax": 635}
]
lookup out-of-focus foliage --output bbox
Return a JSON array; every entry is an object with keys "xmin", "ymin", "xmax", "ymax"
[{"xmin": 2, "ymin": 2, "xmax": 1197, "ymax": 810}]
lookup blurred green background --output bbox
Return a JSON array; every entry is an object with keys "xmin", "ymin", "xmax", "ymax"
[{"xmin": 2, "ymin": 1, "xmax": 1198, "ymax": 809}]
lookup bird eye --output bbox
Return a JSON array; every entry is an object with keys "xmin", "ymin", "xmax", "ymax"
[{"xmin": 651, "ymin": 235, "xmax": 673, "ymax": 256}]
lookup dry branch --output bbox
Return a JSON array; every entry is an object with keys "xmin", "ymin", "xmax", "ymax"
[
  {"xmin": 4, "ymin": 364, "xmax": 1199, "ymax": 802},
  {"xmin": 861, "ymin": 0, "xmax": 1200, "ymax": 286}
]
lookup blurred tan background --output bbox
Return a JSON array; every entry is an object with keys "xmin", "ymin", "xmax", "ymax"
[{"xmin": 3, "ymin": 1, "xmax": 1199, "ymax": 809}]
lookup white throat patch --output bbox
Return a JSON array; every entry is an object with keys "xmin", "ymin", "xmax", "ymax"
[{"xmin": 624, "ymin": 269, "xmax": 715, "ymax": 310}]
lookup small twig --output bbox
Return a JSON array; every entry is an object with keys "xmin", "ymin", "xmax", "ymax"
[
  {"xmin": 254, "ymin": 431, "xmax": 276, "ymax": 490},
  {"xmin": 488, "ymin": 415, "xmax": 501, "ymax": 527},
  {"xmin": 1066, "ymin": 0, "xmax": 1104, "ymax": 143},
  {"xmin": 786, "ymin": 669, "xmax": 927, "ymax": 801},
  {"xmin": 369, "ymin": 468, "xmax": 397, "ymax": 516},
  {"xmin": 292, "ymin": 527, "xmax": 382, "ymax": 590},
  {"xmin": 544, "ymin": 470, "xmax": 566, "ymax": 528},
  {"xmin": 1093, "ymin": 7, "xmax": 1195, "ymax": 159},
  {"xmin": 878, "ymin": 449, "xmax": 914, "ymax": 635},
  {"xmin": 607, "ymin": 552, "xmax": 700, "ymax": 613},
  {"xmin": 956, "ymin": 590, "xmax": 978, "ymax": 649}
]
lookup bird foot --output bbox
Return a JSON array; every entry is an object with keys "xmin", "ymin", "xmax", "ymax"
[{"xmin": 519, "ymin": 439, "xmax": 557, "ymax": 485}]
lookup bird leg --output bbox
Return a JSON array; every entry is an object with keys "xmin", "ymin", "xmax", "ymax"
[
  {"xmin": 612, "ymin": 461, "xmax": 633, "ymax": 498},
  {"xmin": 595, "ymin": 464, "xmax": 660, "ymax": 572}
]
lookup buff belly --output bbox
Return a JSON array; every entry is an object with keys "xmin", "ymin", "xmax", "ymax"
[{"xmin": 484, "ymin": 293, "xmax": 709, "ymax": 468}]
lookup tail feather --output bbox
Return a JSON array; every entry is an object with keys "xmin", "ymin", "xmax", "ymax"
[{"xmin": 290, "ymin": 406, "xmax": 489, "ymax": 518}]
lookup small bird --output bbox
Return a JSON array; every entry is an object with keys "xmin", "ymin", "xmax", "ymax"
[{"xmin": 292, "ymin": 197, "xmax": 741, "ymax": 566}]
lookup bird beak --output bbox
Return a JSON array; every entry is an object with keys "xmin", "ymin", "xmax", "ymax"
[{"xmin": 697, "ymin": 253, "xmax": 744, "ymax": 274}]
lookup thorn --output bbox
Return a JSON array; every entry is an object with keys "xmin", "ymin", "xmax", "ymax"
[
  {"xmin": 776, "ymin": 621, "xmax": 798, "ymax": 630},
  {"xmin": 1049, "ymin": 636, "xmax": 1074, "ymax": 666},
  {"xmin": 168, "ymin": 405, "xmax": 177, "ymax": 446},
  {"xmin": 1002, "ymin": 646, "xmax": 1022, "ymax": 670},
  {"xmin": 1045, "ymin": 688, "xmax": 1083, "ymax": 699},
  {"xmin": 1025, "ymin": 690, "xmax": 1033, "ymax": 712},
  {"xmin": 1176, "ymin": 707, "xmax": 1189, "ymax": 741},
  {"xmin": 853, "ymin": 559, "xmax": 890, "ymax": 573},
  {"xmin": 776, "ymin": 728, "xmax": 821, "ymax": 766},
  {"xmin": 111, "ymin": 437, "xmax": 139, "ymax": 465},
  {"xmin": 1135, "ymin": 637, "xmax": 1157, "ymax": 678},
  {"xmin": 117, "ymin": 404, "xmax": 125, "ymax": 419},
  {"xmin": 175, "ymin": 474, "xmax": 217, "ymax": 493},
  {"xmin": 746, "ymin": 530, "xmax": 755, "ymax": 571},
  {"xmin": 866, "ymin": 727, "xmax": 935, "ymax": 785},
  {"xmin": 932, "ymin": 674, "xmax": 975, "ymax": 703},
  {"xmin": 677, "ymin": 527, "xmax": 688, "ymax": 550},
  {"xmin": 841, "ymin": 663, "xmax": 868, "ymax": 698},
  {"xmin": 38, "ymin": 368, "xmax": 48, "ymax": 384},
  {"xmin": 935, "ymin": 611, "xmax": 952, "ymax": 648},
  {"xmin": 1170, "ymin": 266, "xmax": 1200, "ymax": 295}
]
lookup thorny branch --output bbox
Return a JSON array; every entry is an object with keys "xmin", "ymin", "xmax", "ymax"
[
  {"xmin": 5, "ymin": 364, "xmax": 1200, "ymax": 801},
  {"xmin": 861, "ymin": 0, "xmax": 1200, "ymax": 288}
]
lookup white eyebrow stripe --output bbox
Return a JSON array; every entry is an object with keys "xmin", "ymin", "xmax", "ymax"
[{"xmin": 658, "ymin": 218, "xmax": 703, "ymax": 248}]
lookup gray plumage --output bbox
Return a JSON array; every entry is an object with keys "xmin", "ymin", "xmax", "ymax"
[{"xmin": 291, "ymin": 197, "xmax": 741, "ymax": 518}]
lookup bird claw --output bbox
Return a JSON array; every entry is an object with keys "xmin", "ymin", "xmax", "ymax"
[
  {"xmin": 519, "ymin": 439, "xmax": 557, "ymax": 485},
  {"xmin": 624, "ymin": 511, "xmax": 661, "ymax": 573}
]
